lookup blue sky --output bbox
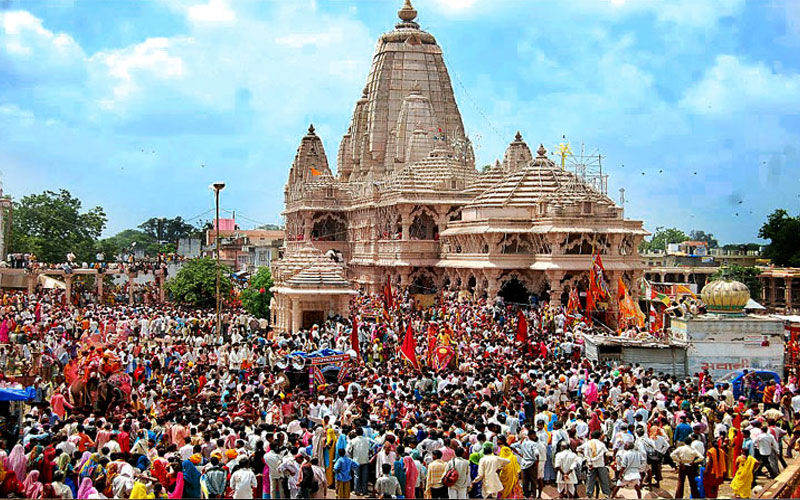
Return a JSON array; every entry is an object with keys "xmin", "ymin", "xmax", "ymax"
[{"xmin": 2, "ymin": 0, "xmax": 799, "ymax": 244}]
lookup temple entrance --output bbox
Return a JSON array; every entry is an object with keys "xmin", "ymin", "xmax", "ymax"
[
  {"xmin": 302, "ymin": 310, "xmax": 325, "ymax": 329},
  {"xmin": 499, "ymin": 278, "xmax": 529, "ymax": 305},
  {"xmin": 409, "ymin": 274, "xmax": 435, "ymax": 295}
]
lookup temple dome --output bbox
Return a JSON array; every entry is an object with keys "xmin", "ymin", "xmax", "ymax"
[{"xmin": 701, "ymin": 279, "xmax": 750, "ymax": 314}]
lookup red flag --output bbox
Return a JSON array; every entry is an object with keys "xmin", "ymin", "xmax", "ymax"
[
  {"xmin": 516, "ymin": 310, "xmax": 528, "ymax": 343},
  {"xmin": 400, "ymin": 322, "xmax": 420, "ymax": 371},
  {"xmin": 35, "ymin": 303, "xmax": 42, "ymax": 322},
  {"xmin": 350, "ymin": 315, "xmax": 360, "ymax": 359}
]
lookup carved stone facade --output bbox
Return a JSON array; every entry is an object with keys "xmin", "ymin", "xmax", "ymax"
[{"xmin": 271, "ymin": 1, "xmax": 648, "ymax": 331}]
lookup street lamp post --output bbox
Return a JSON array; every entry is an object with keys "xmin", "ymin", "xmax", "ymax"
[{"xmin": 212, "ymin": 182, "xmax": 226, "ymax": 341}]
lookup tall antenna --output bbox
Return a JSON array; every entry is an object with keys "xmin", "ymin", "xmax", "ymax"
[
  {"xmin": 562, "ymin": 141, "xmax": 608, "ymax": 195},
  {"xmin": 619, "ymin": 188, "xmax": 626, "ymax": 215}
]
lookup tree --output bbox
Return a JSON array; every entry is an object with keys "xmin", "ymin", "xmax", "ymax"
[
  {"xmin": 239, "ymin": 267, "xmax": 274, "ymax": 319},
  {"xmin": 711, "ymin": 265, "xmax": 763, "ymax": 300},
  {"xmin": 689, "ymin": 230, "xmax": 718, "ymax": 249},
  {"xmin": 9, "ymin": 189, "xmax": 106, "ymax": 263},
  {"xmin": 758, "ymin": 209, "xmax": 800, "ymax": 267},
  {"xmin": 139, "ymin": 216, "xmax": 197, "ymax": 244},
  {"xmin": 721, "ymin": 243, "xmax": 761, "ymax": 252},
  {"xmin": 165, "ymin": 257, "xmax": 232, "ymax": 308},
  {"xmin": 639, "ymin": 226, "xmax": 688, "ymax": 252},
  {"xmin": 97, "ymin": 229, "xmax": 160, "ymax": 259}
]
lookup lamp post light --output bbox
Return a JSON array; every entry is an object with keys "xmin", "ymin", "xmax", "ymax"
[{"xmin": 212, "ymin": 182, "xmax": 226, "ymax": 341}]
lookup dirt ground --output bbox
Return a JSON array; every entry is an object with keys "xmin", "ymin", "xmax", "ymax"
[{"xmin": 532, "ymin": 454, "xmax": 800, "ymax": 499}]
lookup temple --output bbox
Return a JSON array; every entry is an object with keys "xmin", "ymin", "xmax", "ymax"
[{"xmin": 270, "ymin": 0, "xmax": 648, "ymax": 332}]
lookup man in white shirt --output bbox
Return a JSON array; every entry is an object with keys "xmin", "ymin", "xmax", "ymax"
[
  {"xmin": 611, "ymin": 442, "xmax": 644, "ymax": 499},
  {"xmin": 230, "ymin": 458, "xmax": 258, "ymax": 499},
  {"xmin": 346, "ymin": 428, "xmax": 372, "ymax": 496},
  {"xmin": 578, "ymin": 430, "xmax": 611, "ymax": 498}
]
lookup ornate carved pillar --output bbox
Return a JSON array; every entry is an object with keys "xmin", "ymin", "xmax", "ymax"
[
  {"xmin": 546, "ymin": 270, "xmax": 565, "ymax": 306},
  {"xmin": 27, "ymin": 271, "xmax": 38, "ymax": 295},
  {"xmin": 96, "ymin": 272, "xmax": 104, "ymax": 304},
  {"xmin": 291, "ymin": 298, "xmax": 302, "ymax": 333},
  {"xmin": 771, "ymin": 278, "xmax": 778, "ymax": 309},
  {"xmin": 786, "ymin": 277, "xmax": 794, "ymax": 311},
  {"xmin": 400, "ymin": 206, "xmax": 412, "ymax": 241},
  {"xmin": 607, "ymin": 234, "xmax": 622, "ymax": 256},
  {"xmin": 485, "ymin": 269, "xmax": 501, "ymax": 301},
  {"xmin": 399, "ymin": 268, "xmax": 411, "ymax": 289},
  {"xmin": 303, "ymin": 212, "xmax": 313, "ymax": 242},
  {"xmin": 127, "ymin": 271, "xmax": 135, "ymax": 305},
  {"xmin": 65, "ymin": 275, "xmax": 73, "ymax": 307}
]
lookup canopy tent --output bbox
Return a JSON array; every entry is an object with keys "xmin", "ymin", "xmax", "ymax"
[
  {"xmin": 745, "ymin": 298, "xmax": 766, "ymax": 310},
  {"xmin": 286, "ymin": 348, "xmax": 344, "ymax": 360},
  {"xmin": 0, "ymin": 386, "xmax": 36, "ymax": 401}
]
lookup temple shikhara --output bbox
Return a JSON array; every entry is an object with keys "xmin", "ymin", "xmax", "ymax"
[{"xmin": 271, "ymin": 0, "xmax": 648, "ymax": 332}]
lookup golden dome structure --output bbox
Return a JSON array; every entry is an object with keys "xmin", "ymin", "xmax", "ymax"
[{"xmin": 701, "ymin": 279, "xmax": 750, "ymax": 314}]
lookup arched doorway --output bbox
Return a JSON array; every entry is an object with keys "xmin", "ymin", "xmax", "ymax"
[
  {"xmin": 409, "ymin": 274, "xmax": 436, "ymax": 295},
  {"xmin": 499, "ymin": 278, "xmax": 529, "ymax": 305},
  {"xmin": 467, "ymin": 276, "xmax": 477, "ymax": 293}
]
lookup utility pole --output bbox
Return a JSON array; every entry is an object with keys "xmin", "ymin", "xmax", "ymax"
[{"xmin": 212, "ymin": 182, "xmax": 226, "ymax": 341}]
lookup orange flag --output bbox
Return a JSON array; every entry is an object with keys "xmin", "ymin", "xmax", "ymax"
[{"xmin": 310, "ymin": 167, "xmax": 322, "ymax": 176}]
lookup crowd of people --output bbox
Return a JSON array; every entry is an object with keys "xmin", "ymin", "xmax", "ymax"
[{"xmin": 0, "ymin": 283, "xmax": 797, "ymax": 499}]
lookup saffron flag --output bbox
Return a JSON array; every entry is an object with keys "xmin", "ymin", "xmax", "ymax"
[
  {"xmin": 350, "ymin": 315, "xmax": 360, "ymax": 359},
  {"xmin": 310, "ymin": 167, "xmax": 322, "ymax": 176},
  {"xmin": 516, "ymin": 309, "xmax": 528, "ymax": 343},
  {"xmin": 384, "ymin": 275, "xmax": 394, "ymax": 310},
  {"xmin": 400, "ymin": 322, "xmax": 421, "ymax": 371},
  {"xmin": 617, "ymin": 277, "xmax": 645, "ymax": 328},
  {"xmin": 676, "ymin": 284, "xmax": 697, "ymax": 299},
  {"xmin": 427, "ymin": 323, "xmax": 438, "ymax": 362},
  {"xmin": 566, "ymin": 288, "xmax": 581, "ymax": 317}
]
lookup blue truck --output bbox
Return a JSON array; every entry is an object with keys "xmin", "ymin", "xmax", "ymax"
[{"xmin": 715, "ymin": 369, "xmax": 781, "ymax": 401}]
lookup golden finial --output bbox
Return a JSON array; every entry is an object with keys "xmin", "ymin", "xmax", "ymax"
[{"xmin": 398, "ymin": 0, "xmax": 418, "ymax": 23}]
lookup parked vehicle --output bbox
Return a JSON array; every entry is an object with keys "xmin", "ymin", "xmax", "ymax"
[{"xmin": 716, "ymin": 369, "xmax": 781, "ymax": 401}]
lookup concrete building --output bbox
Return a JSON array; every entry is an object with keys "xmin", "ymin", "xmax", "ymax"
[
  {"xmin": 204, "ymin": 224, "xmax": 284, "ymax": 273},
  {"xmin": 271, "ymin": 1, "xmax": 647, "ymax": 331},
  {"xmin": 583, "ymin": 334, "xmax": 688, "ymax": 377},
  {"xmin": 671, "ymin": 279, "xmax": 785, "ymax": 379},
  {"xmin": 759, "ymin": 267, "xmax": 799, "ymax": 314}
]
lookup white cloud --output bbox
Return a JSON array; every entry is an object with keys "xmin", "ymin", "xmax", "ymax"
[
  {"xmin": 681, "ymin": 55, "xmax": 800, "ymax": 115},
  {"xmin": 0, "ymin": 10, "xmax": 85, "ymax": 79},
  {"xmin": 430, "ymin": 0, "xmax": 478, "ymax": 11},
  {"xmin": 91, "ymin": 37, "xmax": 187, "ymax": 109},
  {"xmin": 187, "ymin": 0, "xmax": 235, "ymax": 24}
]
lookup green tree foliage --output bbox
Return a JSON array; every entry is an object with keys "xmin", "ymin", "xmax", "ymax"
[
  {"xmin": 721, "ymin": 243, "xmax": 762, "ymax": 252},
  {"xmin": 711, "ymin": 265, "xmax": 763, "ymax": 300},
  {"xmin": 639, "ymin": 226, "xmax": 689, "ymax": 252},
  {"xmin": 239, "ymin": 267, "xmax": 274, "ymax": 319},
  {"xmin": 9, "ymin": 189, "xmax": 106, "ymax": 262},
  {"xmin": 165, "ymin": 257, "xmax": 232, "ymax": 308},
  {"xmin": 97, "ymin": 229, "xmax": 161, "ymax": 259},
  {"xmin": 758, "ymin": 209, "xmax": 800, "ymax": 267},
  {"xmin": 139, "ymin": 216, "xmax": 197, "ymax": 244},
  {"xmin": 688, "ymin": 230, "xmax": 718, "ymax": 248}
]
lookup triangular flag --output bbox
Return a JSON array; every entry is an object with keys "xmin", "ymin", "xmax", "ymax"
[
  {"xmin": 515, "ymin": 309, "xmax": 528, "ymax": 343},
  {"xmin": 400, "ymin": 322, "xmax": 420, "ymax": 371},
  {"xmin": 350, "ymin": 314, "xmax": 360, "ymax": 360},
  {"xmin": 310, "ymin": 167, "xmax": 322, "ymax": 176}
]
